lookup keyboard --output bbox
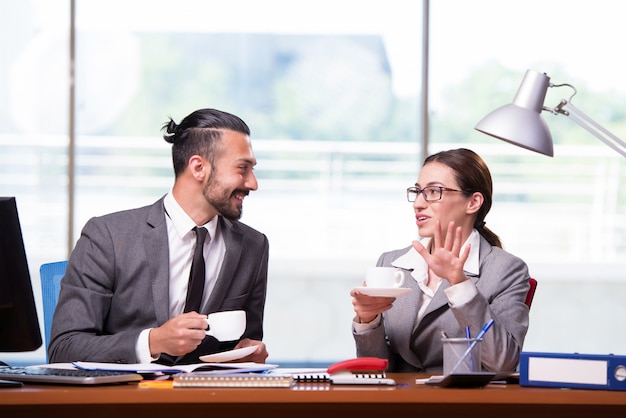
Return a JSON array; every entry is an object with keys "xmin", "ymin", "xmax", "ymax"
[{"xmin": 0, "ymin": 366, "xmax": 143, "ymax": 385}]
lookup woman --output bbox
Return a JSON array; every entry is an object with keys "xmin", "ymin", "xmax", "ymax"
[{"xmin": 351, "ymin": 148, "xmax": 530, "ymax": 373}]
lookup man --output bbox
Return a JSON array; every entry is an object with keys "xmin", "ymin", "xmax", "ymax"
[{"xmin": 49, "ymin": 108, "xmax": 269, "ymax": 365}]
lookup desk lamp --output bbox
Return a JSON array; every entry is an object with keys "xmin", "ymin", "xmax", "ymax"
[{"xmin": 475, "ymin": 69, "xmax": 626, "ymax": 158}]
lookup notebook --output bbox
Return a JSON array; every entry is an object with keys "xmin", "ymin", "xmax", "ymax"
[
  {"xmin": 329, "ymin": 370, "xmax": 396, "ymax": 385},
  {"xmin": 272, "ymin": 369, "xmax": 396, "ymax": 385},
  {"xmin": 173, "ymin": 372, "xmax": 294, "ymax": 388}
]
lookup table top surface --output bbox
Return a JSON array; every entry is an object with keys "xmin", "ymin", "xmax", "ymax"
[{"xmin": 1, "ymin": 373, "xmax": 625, "ymax": 406}]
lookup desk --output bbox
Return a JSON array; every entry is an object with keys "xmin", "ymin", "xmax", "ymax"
[{"xmin": 1, "ymin": 374, "xmax": 625, "ymax": 418}]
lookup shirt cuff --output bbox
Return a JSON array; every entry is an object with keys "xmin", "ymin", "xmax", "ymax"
[
  {"xmin": 353, "ymin": 314, "xmax": 381, "ymax": 333},
  {"xmin": 444, "ymin": 279, "xmax": 477, "ymax": 307},
  {"xmin": 136, "ymin": 328, "xmax": 160, "ymax": 363}
]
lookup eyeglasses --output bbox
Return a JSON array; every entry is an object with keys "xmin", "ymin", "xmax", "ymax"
[{"xmin": 406, "ymin": 186, "xmax": 463, "ymax": 202}]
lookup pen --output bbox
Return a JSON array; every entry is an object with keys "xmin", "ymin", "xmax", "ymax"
[
  {"xmin": 475, "ymin": 319, "xmax": 495, "ymax": 340},
  {"xmin": 449, "ymin": 319, "xmax": 495, "ymax": 375},
  {"xmin": 465, "ymin": 325, "xmax": 473, "ymax": 370}
]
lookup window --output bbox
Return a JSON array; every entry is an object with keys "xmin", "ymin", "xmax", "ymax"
[
  {"xmin": 2, "ymin": 0, "xmax": 624, "ymax": 366},
  {"xmin": 2, "ymin": 0, "xmax": 424, "ymax": 365},
  {"xmin": 430, "ymin": 0, "xmax": 626, "ymax": 354}
]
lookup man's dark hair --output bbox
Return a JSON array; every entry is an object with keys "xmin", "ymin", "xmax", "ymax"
[{"xmin": 162, "ymin": 108, "xmax": 250, "ymax": 177}]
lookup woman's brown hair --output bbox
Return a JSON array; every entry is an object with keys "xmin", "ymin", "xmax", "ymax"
[{"xmin": 424, "ymin": 148, "xmax": 502, "ymax": 248}]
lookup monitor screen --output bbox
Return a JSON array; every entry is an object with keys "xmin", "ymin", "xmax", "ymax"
[{"xmin": 0, "ymin": 196, "xmax": 42, "ymax": 352}]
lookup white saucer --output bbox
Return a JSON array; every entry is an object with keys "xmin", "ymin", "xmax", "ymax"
[
  {"xmin": 354, "ymin": 286, "xmax": 412, "ymax": 297},
  {"xmin": 199, "ymin": 345, "xmax": 257, "ymax": 363}
]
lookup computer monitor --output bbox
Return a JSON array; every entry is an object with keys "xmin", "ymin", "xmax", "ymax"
[{"xmin": 0, "ymin": 196, "xmax": 42, "ymax": 352}]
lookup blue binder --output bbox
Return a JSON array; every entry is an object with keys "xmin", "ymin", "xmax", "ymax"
[{"xmin": 519, "ymin": 351, "xmax": 626, "ymax": 391}]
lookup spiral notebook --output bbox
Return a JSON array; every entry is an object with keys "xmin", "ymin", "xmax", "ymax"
[
  {"xmin": 173, "ymin": 372, "xmax": 294, "ymax": 388},
  {"xmin": 289, "ymin": 370, "xmax": 395, "ymax": 385},
  {"xmin": 291, "ymin": 371, "xmax": 331, "ymax": 382}
]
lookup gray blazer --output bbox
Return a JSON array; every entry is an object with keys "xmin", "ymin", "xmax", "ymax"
[
  {"xmin": 49, "ymin": 196, "xmax": 269, "ymax": 364},
  {"xmin": 353, "ymin": 235, "xmax": 530, "ymax": 373}
]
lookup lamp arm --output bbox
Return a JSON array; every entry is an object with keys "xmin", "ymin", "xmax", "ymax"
[{"xmin": 555, "ymin": 100, "xmax": 626, "ymax": 158}]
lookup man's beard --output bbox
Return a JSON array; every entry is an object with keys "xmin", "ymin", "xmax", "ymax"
[{"xmin": 202, "ymin": 174, "xmax": 246, "ymax": 221}]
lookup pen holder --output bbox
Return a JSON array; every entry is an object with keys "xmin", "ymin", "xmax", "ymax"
[{"xmin": 442, "ymin": 337, "xmax": 483, "ymax": 375}]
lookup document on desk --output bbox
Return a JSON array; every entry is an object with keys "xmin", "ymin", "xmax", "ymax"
[{"xmin": 72, "ymin": 361, "xmax": 277, "ymax": 374}]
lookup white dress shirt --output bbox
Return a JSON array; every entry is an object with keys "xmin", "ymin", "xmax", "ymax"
[
  {"xmin": 135, "ymin": 191, "xmax": 226, "ymax": 362},
  {"xmin": 353, "ymin": 229, "xmax": 481, "ymax": 333}
]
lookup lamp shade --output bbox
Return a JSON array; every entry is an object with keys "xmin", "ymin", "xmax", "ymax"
[{"xmin": 475, "ymin": 70, "xmax": 554, "ymax": 157}]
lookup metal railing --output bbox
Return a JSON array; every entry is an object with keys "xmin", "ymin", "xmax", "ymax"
[{"xmin": 1, "ymin": 134, "xmax": 624, "ymax": 264}]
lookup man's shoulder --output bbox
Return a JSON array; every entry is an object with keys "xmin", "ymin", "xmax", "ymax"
[
  {"xmin": 221, "ymin": 217, "xmax": 267, "ymax": 242},
  {"xmin": 86, "ymin": 197, "xmax": 164, "ymax": 228}
]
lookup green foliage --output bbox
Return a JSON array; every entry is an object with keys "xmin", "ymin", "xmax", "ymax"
[
  {"xmin": 104, "ymin": 33, "xmax": 420, "ymax": 142},
  {"xmin": 98, "ymin": 32, "xmax": 625, "ymax": 159}
]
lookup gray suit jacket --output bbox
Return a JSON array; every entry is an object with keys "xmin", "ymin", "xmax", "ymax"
[
  {"xmin": 49, "ymin": 196, "xmax": 269, "ymax": 364},
  {"xmin": 353, "ymin": 235, "xmax": 530, "ymax": 373}
]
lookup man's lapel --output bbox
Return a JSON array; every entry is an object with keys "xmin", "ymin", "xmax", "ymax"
[
  {"xmin": 145, "ymin": 197, "xmax": 171, "ymax": 326},
  {"xmin": 206, "ymin": 217, "xmax": 243, "ymax": 312}
]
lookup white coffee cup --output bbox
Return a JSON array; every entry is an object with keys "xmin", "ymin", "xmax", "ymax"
[
  {"xmin": 205, "ymin": 310, "xmax": 246, "ymax": 341},
  {"xmin": 365, "ymin": 266, "xmax": 405, "ymax": 288}
]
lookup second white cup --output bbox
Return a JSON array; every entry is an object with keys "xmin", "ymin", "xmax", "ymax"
[
  {"xmin": 205, "ymin": 310, "xmax": 246, "ymax": 341},
  {"xmin": 365, "ymin": 266, "xmax": 405, "ymax": 288}
]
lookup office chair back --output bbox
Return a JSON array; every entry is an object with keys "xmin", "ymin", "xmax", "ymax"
[
  {"xmin": 525, "ymin": 277, "xmax": 537, "ymax": 309},
  {"xmin": 40, "ymin": 260, "xmax": 68, "ymax": 361}
]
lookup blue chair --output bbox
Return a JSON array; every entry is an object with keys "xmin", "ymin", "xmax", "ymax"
[{"xmin": 40, "ymin": 260, "xmax": 68, "ymax": 361}]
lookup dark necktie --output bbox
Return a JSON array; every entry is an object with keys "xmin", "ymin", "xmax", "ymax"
[{"xmin": 184, "ymin": 226, "xmax": 209, "ymax": 313}]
